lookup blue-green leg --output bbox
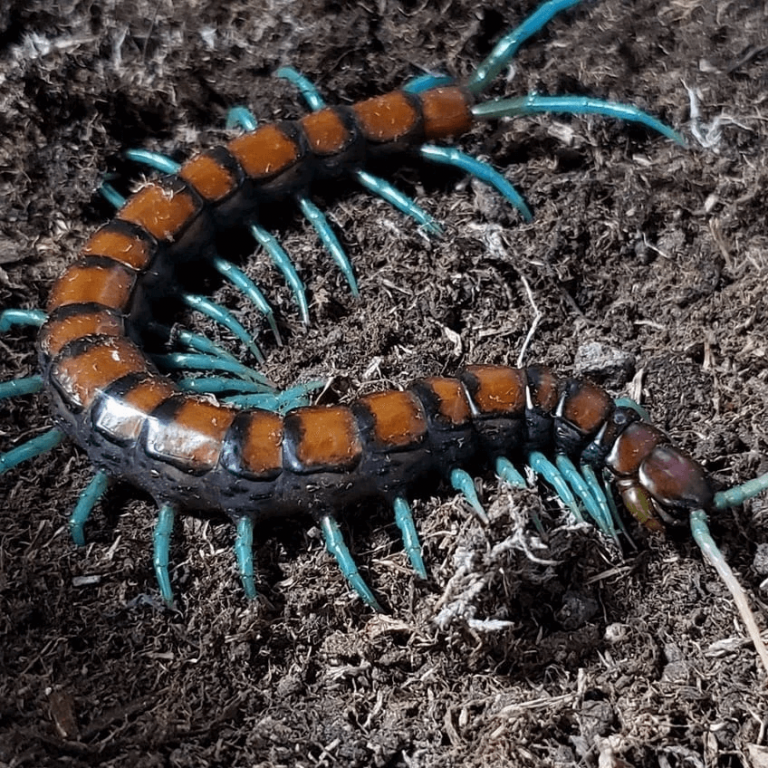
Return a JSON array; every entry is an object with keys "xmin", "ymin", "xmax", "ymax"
[
  {"xmin": 0, "ymin": 375, "xmax": 44, "ymax": 400},
  {"xmin": 419, "ymin": 145, "xmax": 533, "ymax": 221},
  {"xmin": 249, "ymin": 223, "xmax": 310, "ymax": 325},
  {"xmin": 496, "ymin": 456, "xmax": 546, "ymax": 535},
  {"xmin": 466, "ymin": 0, "xmax": 583, "ymax": 94},
  {"xmin": 556, "ymin": 454, "xmax": 615, "ymax": 536},
  {"xmin": 234, "ymin": 516, "xmax": 257, "ymax": 599},
  {"xmin": 275, "ymin": 66, "xmax": 327, "ymax": 110},
  {"xmin": 320, "ymin": 514, "xmax": 382, "ymax": 611},
  {"xmin": 182, "ymin": 293, "xmax": 264, "ymax": 363},
  {"xmin": 69, "ymin": 470, "xmax": 109, "ymax": 547},
  {"xmin": 0, "ymin": 309, "xmax": 47, "ymax": 332},
  {"xmin": 99, "ymin": 181, "xmax": 126, "ymax": 209},
  {"xmin": 153, "ymin": 503, "xmax": 176, "ymax": 606},
  {"xmin": 393, "ymin": 496, "xmax": 427, "ymax": 578},
  {"xmin": 579, "ymin": 462, "xmax": 624, "ymax": 539},
  {"xmin": 0, "ymin": 428, "xmax": 65, "ymax": 473},
  {"xmin": 226, "ymin": 106, "xmax": 258, "ymax": 131},
  {"xmin": 212, "ymin": 257, "xmax": 282, "ymax": 344},
  {"xmin": 124, "ymin": 148, "xmax": 181, "ymax": 174},
  {"xmin": 403, "ymin": 74, "xmax": 456, "ymax": 94},
  {"xmin": 527, "ymin": 450, "xmax": 584, "ymax": 522},
  {"xmin": 223, "ymin": 380, "xmax": 324, "ymax": 413},
  {"xmin": 171, "ymin": 328, "xmax": 242, "ymax": 365},
  {"xmin": 176, "ymin": 376, "xmax": 269, "ymax": 396},
  {"xmin": 472, "ymin": 95, "xmax": 685, "ymax": 146},
  {"xmin": 153, "ymin": 352, "xmax": 272, "ymax": 388},
  {"xmin": 450, "ymin": 467, "xmax": 488, "ymax": 523}
]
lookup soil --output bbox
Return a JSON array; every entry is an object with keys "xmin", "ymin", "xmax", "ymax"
[{"xmin": 1, "ymin": 1, "xmax": 767, "ymax": 766}]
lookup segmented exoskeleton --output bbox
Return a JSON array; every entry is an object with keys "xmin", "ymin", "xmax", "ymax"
[{"xmin": 2, "ymin": 0, "xmax": 767, "ymax": 672}]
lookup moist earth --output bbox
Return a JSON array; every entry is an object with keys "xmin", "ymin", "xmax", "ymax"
[{"xmin": 1, "ymin": 1, "xmax": 767, "ymax": 766}]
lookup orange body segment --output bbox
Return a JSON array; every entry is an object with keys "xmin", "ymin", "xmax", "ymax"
[
  {"xmin": 358, "ymin": 391, "xmax": 427, "ymax": 449},
  {"xmin": 561, "ymin": 382, "xmax": 613, "ymax": 434},
  {"xmin": 352, "ymin": 91, "xmax": 419, "ymax": 143},
  {"xmin": 463, "ymin": 365, "xmax": 526, "ymax": 415},
  {"xmin": 301, "ymin": 109, "xmax": 350, "ymax": 155},
  {"xmin": 236, "ymin": 411, "xmax": 284, "ymax": 478},
  {"xmin": 287, "ymin": 406, "xmax": 362, "ymax": 470},
  {"xmin": 422, "ymin": 377, "xmax": 472, "ymax": 426},
  {"xmin": 39, "ymin": 308, "xmax": 124, "ymax": 357},
  {"xmin": 180, "ymin": 153, "xmax": 238, "ymax": 202},
  {"xmin": 420, "ymin": 87, "xmax": 474, "ymax": 140},
  {"xmin": 46, "ymin": 262, "xmax": 135, "ymax": 313},
  {"xmin": 527, "ymin": 367, "xmax": 559, "ymax": 412},
  {"xmin": 118, "ymin": 183, "xmax": 199, "ymax": 242},
  {"xmin": 228, "ymin": 124, "xmax": 299, "ymax": 178},
  {"xmin": 83, "ymin": 226, "xmax": 153, "ymax": 270}
]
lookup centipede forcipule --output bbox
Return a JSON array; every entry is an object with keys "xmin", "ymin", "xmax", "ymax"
[{"xmin": 2, "ymin": 0, "xmax": 768, "ymax": 684}]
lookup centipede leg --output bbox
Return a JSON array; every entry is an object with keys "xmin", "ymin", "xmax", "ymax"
[
  {"xmin": 527, "ymin": 450, "xmax": 585, "ymax": 523},
  {"xmin": 319, "ymin": 514, "xmax": 383, "ymax": 612},
  {"xmin": 168, "ymin": 327, "xmax": 243, "ymax": 365},
  {"xmin": 392, "ymin": 497, "xmax": 427, "ymax": 579},
  {"xmin": 0, "ymin": 375, "xmax": 44, "ymax": 400},
  {"xmin": 555, "ymin": 455, "xmax": 616, "ymax": 537},
  {"xmin": 153, "ymin": 352, "xmax": 272, "ymax": 388},
  {"xmin": 226, "ymin": 106, "xmax": 258, "ymax": 131},
  {"xmin": 471, "ymin": 95, "xmax": 685, "ymax": 146},
  {"xmin": 419, "ymin": 145, "xmax": 533, "ymax": 221},
  {"xmin": 176, "ymin": 376, "xmax": 269, "ymax": 396},
  {"xmin": 580, "ymin": 463, "xmax": 625, "ymax": 539},
  {"xmin": 69, "ymin": 470, "xmax": 109, "ymax": 547},
  {"xmin": 223, "ymin": 380, "xmax": 324, "ymax": 413},
  {"xmin": 402, "ymin": 74, "xmax": 456, "ymax": 94},
  {"xmin": 234, "ymin": 517, "xmax": 257, "ymax": 600},
  {"xmin": 0, "ymin": 428, "xmax": 65, "ymax": 474},
  {"xmin": 153, "ymin": 503, "xmax": 176, "ymax": 606},
  {"xmin": 0, "ymin": 309, "xmax": 47, "ymax": 332},
  {"xmin": 449, "ymin": 468, "xmax": 489, "ymax": 524},
  {"xmin": 495, "ymin": 457, "xmax": 546, "ymax": 536},
  {"xmin": 181, "ymin": 293, "xmax": 265, "ymax": 363}
]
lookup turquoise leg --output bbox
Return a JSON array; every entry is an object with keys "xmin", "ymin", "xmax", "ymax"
[
  {"xmin": 355, "ymin": 170, "xmax": 443, "ymax": 235},
  {"xmin": 578, "ymin": 462, "xmax": 620, "ymax": 538},
  {"xmin": 466, "ymin": 0, "xmax": 583, "ymax": 94},
  {"xmin": 472, "ymin": 95, "xmax": 685, "ymax": 146},
  {"xmin": 182, "ymin": 293, "xmax": 264, "ymax": 363},
  {"xmin": 393, "ymin": 496, "xmax": 427, "ymax": 578},
  {"xmin": 690, "ymin": 508, "xmax": 768, "ymax": 675},
  {"xmin": 234, "ymin": 516, "xmax": 257, "ymax": 599},
  {"xmin": 69, "ymin": 470, "xmax": 109, "ymax": 547},
  {"xmin": 601, "ymin": 468, "xmax": 634, "ymax": 547},
  {"xmin": 495, "ymin": 456, "xmax": 526, "ymax": 488},
  {"xmin": 450, "ymin": 467, "xmax": 488, "ymax": 524},
  {"xmin": 527, "ymin": 450, "xmax": 584, "ymax": 522},
  {"xmin": 403, "ymin": 73, "xmax": 456, "ymax": 94},
  {"xmin": 320, "ymin": 515, "xmax": 382, "ymax": 611},
  {"xmin": 176, "ymin": 376, "xmax": 269, "ymax": 396},
  {"xmin": 223, "ymin": 380, "xmax": 324, "ymax": 412},
  {"xmin": 0, "ymin": 309, "xmax": 47, "ymax": 332},
  {"xmin": 297, "ymin": 196, "xmax": 359, "ymax": 297},
  {"xmin": 0, "ymin": 375, "xmax": 44, "ymax": 400},
  {"xmin": 556, "ymin": 454, "xmax": 615, "ymax": 536},
  {"xmin": 274, "ymin": 66, "xmax": 326, "ymax": 110},
  {"xmin": 212, "ymin": 257, "xmax": 282, "ymax": 344},
  {"xmin": 249, "ymin": 223, "xmax": 310, "ymax": 325},
  {"xmin": 124, "ymin": 148, "xmax": 181, "ymax": 174},
  {"xmin": 226, "ymin": 106, "xmax": 258, "ymax": 131},
  {"xmin": 419, "ymin": 145, "xmax": 533, "ymax": 221},
  {"xmin": 153, "ymin": 503, "xmax": 175, "ymax": 606},
  {"xmin": 153, "ymin": 352, "xmax": 272, "ymax": 388},
  {"xmin": 715, "ymin": 473, "xmax": 768, "ymax": 511},
  {"xmin": 99, "ymin": 181, "xmax": 126, "ymax": 209},
  {"xmin": 171, "ymin": 328, "xmax": 242, "ymax": 365},
  {"xmin": 0, "ymin": 428, "xmax": 65, "ymax": 473}
]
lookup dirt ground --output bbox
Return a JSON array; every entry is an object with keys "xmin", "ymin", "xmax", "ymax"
[{"xmin": 1, "ymin": 0, "xmax": 767, "ymax": 766}]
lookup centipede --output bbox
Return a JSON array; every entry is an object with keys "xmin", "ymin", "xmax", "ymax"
[{"xmin": 2, "ymin": 0, "xmax": 768, "ymax": 671}]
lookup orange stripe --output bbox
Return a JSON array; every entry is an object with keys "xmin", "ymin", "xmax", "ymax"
[
  {"xmin": 288, "ymin": 406, "xmax": 362, "ymax": 469},
  {"xmin": 352, "ymin": 91, "xmax": 419, "ymax": 143},
  {"xmin": 46, "ymin": 261, "xmax": 135, "ymax": 313},
  {"xmin": 358, "ymin": 391, "xmax": 426, "ymax": 448},
  {"xmin": 422, "ymin": 377, "xmax": 471, "ymax": 425},
  {"xmin": 180, "ymin": 153, "xmax": 238, "ymax": 202},
  {"xmin": 228, "ymin": 124, "xmax": 299, "ymax": 178},
  {"xmin": 237, "ymin": 411, "xmax": 284, "ymax": 477},
  {"xmin": 39, "ymin": 308, "xmax": 124, "ymax": 357},
  {"xmin": 420, "ymin": 87, "xmax": 473, "ymax": 140},
  {"xmin": 301, "ymin": 109, "xmax": 350, "ymax": 155},
  {"xmin": 83, "ymin": 225, "xmax": 152, "ymax": 270},
  {"xmin": 118, "ymin": 182, "xmax": 199, "ymax": 241}
]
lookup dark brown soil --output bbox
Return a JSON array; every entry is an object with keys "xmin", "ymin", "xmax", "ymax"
[{"xmin": 1, "ymin": 1, "xmax": 767, "ymax": 766}]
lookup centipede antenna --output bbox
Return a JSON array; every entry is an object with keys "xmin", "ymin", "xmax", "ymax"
[
  {"xmin": 495, "ymin": 457, "xmax": 527, "ymax": 488},
  {"xmin": 249, "ymin": 223, "xmax": 310, "ymax": 325},
  {"xmin": 171, "ymin": 328, "xmax": 243, "ymax": 365},
  {"xmin": 274, "ymin": 67, "xmax": 327, "ymax": 111},
  {"xmin": 212, "ymin": 257, "xmax": 283, "ymax": 344},
  {"xmin": 0, "ymin": 375, "xmax": 44, "ymax": 400},
  {"xmin": 0, "ymin": 427, "xmax": 65, "ymax": 474},
  {"xmin": 714, "ymin": 472, "xmax": 768, "ymax": 510},
  {"xmin": 690, "ymin": 509, "xmax": 768, "ymax": 677},
  {"xmin": 556, "ymin": 455, "xmax": 615, "ymax": 536},
  {"xmin": 393, "ymin": 496, "xmax": 427, "ymax": 579},
  {"xmin": 527, "ymin": 451, "xmax": 585, "ymax": 523},
  {"xmin": 69, "ymin": 470, "xmax": 109, "ymax": 547},
  {"xmin": 176, "ymin": 376, "xmax": 268, "ymax": 396},
  {"xmin": 355, "ymin": 170, "xmax": 443, "ymax": 235},
  {"xmin": 99, "ymin": 182, "xmax": 126, "ymax": 209},
  {"xmin": 465, "ymin": 0, "xmax": 583, "ymax": 95},
  {"xmin": 234, "ymin": 516, "xmax": 257, "ymax": 600},
  {"xmin": 124, "ymin": 148, "xmax": 182, "ymax": 175},
  {"xmin": 472, "ymin": 95, "xmax": 686, "ymax": 146},
  {"xmin": 0, "ymin": 309, "xmax": 47, "ymax": 332},
  {"xmin": 182, "ymin": 293, "xmax": 265, "ymax": 363},
  {"xmin": 153, "ymin": 503, "xmax": 176, "ymax": 606},
  {"xmin": 297, "ymin": 196, "xmax": 360, "ymax": 297},
  {"xmin": 153, "ymin": 352, "xmax": 273, "ymax": 388},
  {"xmin": 226, "ymin": 106, "xmax": 258, "ymax": 131},
  {"xmin": 419, "ymin": 145, "xmax": 533, "ymax": 221},
  {"xmin": 403, "ymin": 73, "xmax": 456, "ymax": 94},
  {"xmin": 450, "ymin": 468, "xmax": 489, "ymax": 524},
  {"xmin": 320, "ymin": 514, "xmax": 383, "ymax": 612}
]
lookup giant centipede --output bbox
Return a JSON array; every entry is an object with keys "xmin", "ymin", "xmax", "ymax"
[{"xmin": 2, "ymin": 0, "xmax": 768, "ymax": 669}]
